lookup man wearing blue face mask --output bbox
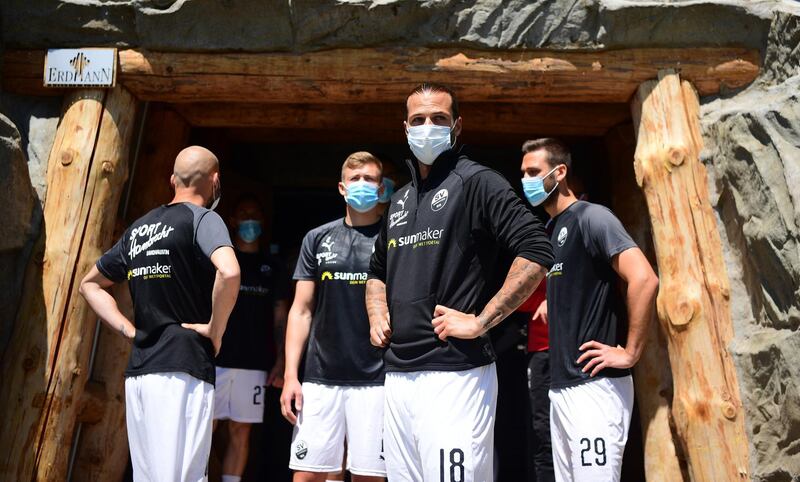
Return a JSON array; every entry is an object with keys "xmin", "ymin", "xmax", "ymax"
[
  {"xmin": 213, "ymin": 195, "xmax": 291, "ymax": 482},
  {"xmin": 520, "ymin": 138, "xmax": 658, "ymax": 482},
  {"xmin": 367, "ymin": 83, "xmax": 554, "ymax": 481},
  {"xmin": 282, "ymin": 152, "xmax": 387, "ymax": 482}
]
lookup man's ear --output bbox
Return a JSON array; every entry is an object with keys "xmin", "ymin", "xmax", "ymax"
[
  {"xmin": 555, "ymin": 164, "xmax": 568, "ymax": 183},
  {"xmin": 338, "ymin": 181, "xmax": 347, "ymax": 197},
  {"xmin": 170, "ymin": 174, "xmax": 177, "ymax": 190},
  {"xmin": 453, "ymin": 116, "xmax": 463, "ymax": 138}
]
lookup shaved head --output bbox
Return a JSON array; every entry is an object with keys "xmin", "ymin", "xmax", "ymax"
[{"xmin": 173, "ymin": 146, "xmax": 219, "ymax": 188}]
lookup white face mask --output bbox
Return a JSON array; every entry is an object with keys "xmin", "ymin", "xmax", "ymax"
[{"xmin": 406, "ymin": 124, "xmax": 453, "ymax": 165}]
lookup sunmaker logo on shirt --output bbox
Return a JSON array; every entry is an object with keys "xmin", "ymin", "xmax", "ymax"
[
  {"xmin": 547, "ymin": 262, "xmax": 564, "ymax": 278},
  {"xmin": 127, "ymin": 262, "xmax": 172, "ymax": 280},
  {"xmin": 321, "ymin": 271, "xmax": 368, "ymax": 284},
  {"xmin": 387, "ymin": 227, "xmax": 445, "ymax": 250}
]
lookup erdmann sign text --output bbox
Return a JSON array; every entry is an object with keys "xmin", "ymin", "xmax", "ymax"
[{"xmin": 44, "ymin": 48, "xmax": 117, "ymax": 87}]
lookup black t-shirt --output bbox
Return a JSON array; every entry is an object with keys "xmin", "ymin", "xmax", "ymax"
[
  {"xmin": 97, "ymin": 203, "xmax": 232, "ymax": 385},
  {"xmin": 215, "ymin": 250, "xmax": 290, "ymax": 371},
  {"xmin": 546, "ymin": 201, "xmax": 637, "ymax": 389},
  {"xmin": 294, "ymin": 218, "xmax": 385, "ymax": 386},
  {"xmin": 368, "ymin": 150, "xmax": 554, "ymax": 372}
]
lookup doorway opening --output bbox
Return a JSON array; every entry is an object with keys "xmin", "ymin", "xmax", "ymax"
[{"xmin": 122, "ymin": 100, "xmax": 646, "ymax": 482}]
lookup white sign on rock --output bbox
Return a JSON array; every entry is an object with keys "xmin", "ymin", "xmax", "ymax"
[{"xmin": 44, "ymin": 48, "xmax": 117, "ymax": 88}]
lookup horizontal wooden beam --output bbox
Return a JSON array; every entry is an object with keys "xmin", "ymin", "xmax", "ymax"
[
  {"xmin": 3, "ymin": 47, "xmax": 759, "ymax": 104},
  {"xmin": 173, "ymin": 102, "xmax": 632, "ymax": 136}
]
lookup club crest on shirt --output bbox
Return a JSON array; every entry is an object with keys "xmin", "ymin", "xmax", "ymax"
[
  {"xmin": 557, "ymin": 227, "xmax": 568, "ymax": 247},
  {"xmin": 431, "ymin": 189, "xmax": 448, "ymax": 212}
]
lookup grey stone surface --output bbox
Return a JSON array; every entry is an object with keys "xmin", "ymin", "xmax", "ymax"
[
  {"xmin": 0, "ymin": 0, "xmax": 777, "ymax": 52},
  {"xmin": 701, "ymin": 7, "xmax": 800, "ymax": 479},
  {"xmin": 0, "ymin": 113, "xmax": 38, "ymax": 360}
]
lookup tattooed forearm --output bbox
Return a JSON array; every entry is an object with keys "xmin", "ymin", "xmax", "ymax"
[
  {"xmin": 365, "ymin": 279, "xmax": 389, "ymax": 322},
  {"xmin": 477, "ymin": 257, "xmax": 547, "ymax": 331}
]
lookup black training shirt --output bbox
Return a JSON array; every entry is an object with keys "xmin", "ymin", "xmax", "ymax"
[
  {"xmin": 216, "ymin": 250, "xmax": 290, "ymax": 371},
  {"xmin": 97, "ymin": 202, "xmax": 232, "ymax": 385},
  {"xmin": 294, "ymin": 218, "xmax": 385, "ymax": 386},
  {"xmin": 368, "ymin": 149, "xmax": 553, "ymax": 372},
  {"xmin": 546, "ymin": 201, "xmax": 637, "ymax": 389}
]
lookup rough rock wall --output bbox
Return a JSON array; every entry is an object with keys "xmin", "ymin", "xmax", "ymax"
[
  {"xmin": 0, "ymin": 94, "xmax": 60, "ymax": 360},
  {"xmin": 701, "ymin": 6, "xmax": 800, "ymax": 481},
  {"xmin": 0, "ymin": 0, "xmax": 775, "ymax": 52}
]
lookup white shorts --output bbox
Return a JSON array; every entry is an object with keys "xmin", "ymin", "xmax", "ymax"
[
  {"xmin": 549, "ymin": 375, "xmax": 634, "ymax": 482},
  {"xmin": 289, "ymin": 382, "xmax": 386, "ymax": 476},
  {"xmin": 125, "ymin": 372, "xmax": 214, "ymax": 482},
  {"xmin": 384, "ymin": 364, "xmax": 498, "ymax": 482},
  {"xmin": 213, "ymin": 367, "xmax": 268, "ymax": 423}
]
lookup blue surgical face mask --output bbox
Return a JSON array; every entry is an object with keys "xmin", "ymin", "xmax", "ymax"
[
  {"xmin": 407, "ymin": 124, "xmax": 453, "ymax": 165},
  {"xmin": 238, "ymin": 219, "xmax": 262, "ymax": 243},
  {"xmin": 522, "ymin": 166, "xmax": 559, "ymax": 207},
  {"xmin": 379, "ymin": 177, "xmax": 395, "ymax": 204},
  {"xmin": 345, "ymin": 180, "xmax": 380, "ymax": 213}
]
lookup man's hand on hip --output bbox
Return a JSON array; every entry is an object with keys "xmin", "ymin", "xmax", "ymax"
[
  {"xmin": 432, "ymin": 305, "xmax": 485, "ymax": 341},
  {"xmin": 181, "ymin": 323, "xmax": 222, "ymax": 356}
]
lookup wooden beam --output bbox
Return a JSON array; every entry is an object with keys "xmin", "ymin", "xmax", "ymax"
[
  {"xmin": 605, "ymin": 124, "xmax": 686, "ymax": 482},
  {"xmin": 3, "ymin": 48, "xmax": 760, "ymax": 103},
  {"xmin": 172, "ymin": 102, "xmax": 631, "ymax": 136},
  {"xmin": 631, "ymin": 70, "xmax": 750, "ymax": 481},
  {"xmin": 71, "ymin": 284, "xmax": 134, "ymax": 482},
  {"xmin": 0, "ymin": 87, "xmax": 138, "ymax": 481}
]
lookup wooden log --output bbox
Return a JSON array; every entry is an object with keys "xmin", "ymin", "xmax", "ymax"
[
  {"xmin": 0, "ymin": 86, "xmax": 138, "ymax": 481},
  {"xmin": 33, "ymin": 85, "xmax": 138, "ymax": 481},
  {"xmin": 71, "ymin": 283, "xmax": 133, "ymax": 482},
  {"xmin": 605, "ymin": 123, "xmax": 686, "ymax": 481},
  {"xmin": 631, "ymin": 70, "xmax": 750, "ymax": 481},
  {"xmin": 0, "ymin": 89, "xmax": 106, "ymax": 481},
  {"xmin": 172, "ymin": 102, "xmax": 631, "ymax": 136},
  {"xmin": 71, "ymin": 104, "xmax": 190, "ymax": 482},
  {"xmin": 2, "ymin": 48, "xmax": 760, "ymax": 104}
]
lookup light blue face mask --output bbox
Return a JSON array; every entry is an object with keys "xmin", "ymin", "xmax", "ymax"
[
  {"xmin": 522, "ymin": 166, "xmax": 559, "ymax": 207},
  {"xmin": 379, "ymin": 177, "xmax": 395, "ymax": 204},
  {"xmin": 238, "ymin": 219, "xmax": 262, "ymax": 243},
  {"xmin": 345, "ymin": 180, "xmax": 380, "ymax": 213}
]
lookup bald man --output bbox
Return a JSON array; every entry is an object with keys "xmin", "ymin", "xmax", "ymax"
[{"xmin": 81, "ymin": 146, "xmax": 241, "ymax": 482}]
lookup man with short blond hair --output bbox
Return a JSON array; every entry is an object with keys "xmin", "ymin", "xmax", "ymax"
[{"xmin": 281, "ymin": 151, "xmax": 387, "ymax": 482}]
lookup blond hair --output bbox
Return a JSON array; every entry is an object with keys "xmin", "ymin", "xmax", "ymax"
[{"xmin": 341, "ymin": 151, "xmax": 383, "ymax": 181}]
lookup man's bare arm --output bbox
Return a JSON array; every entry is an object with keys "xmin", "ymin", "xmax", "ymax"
[
  {"xmin": 80, "ymin": 266, "xmax": 136, "ymax": 341},
  {"xmin": 577, "ymin": 247, "xmax": 658, "ymax": 376},
  {"xmin": 182, "ymin": 246, "xmax": 240, "ymax": 355},
  {"xmin": 432, "ymin": 257, "xmax": 548, "ymax": 340},
  {"xmin": 366, "ymin": 278, "xmax": 391, "ymax": 347}
]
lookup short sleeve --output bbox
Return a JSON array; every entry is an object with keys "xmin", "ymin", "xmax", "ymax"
[
  {"xmin": 195, "ymin": 211, "xmax": 233, "ymax": 259},
  {"xmin": 367, "ymin": 216, "xmax": 388, "ymax": 282},
  {"xmin": 581, "ymin": 204, "xmax": 637, "ymax": 261},
  {"xmin": 468, "ymin": 170, "xmax": 554, "ymax": 269},
  {"xmin": 97, "ymin": 236, "xmax": 129, "ymax": 282},
  {"xmin": 293, "ymin": 230, "xmax": 319, "ymax": 280}
]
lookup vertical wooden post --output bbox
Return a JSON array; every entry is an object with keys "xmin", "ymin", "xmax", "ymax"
[
  {"xmin": 0, "ymin": 86, "xmax": 139, "ymax": 481},
  {"xmin": 71, "ymin": 103, "xmax": 191, "ymax": 481},
  {"xmin": 631, "ymin": 69, "xmax": 750, "ymax": 481},
  {"xmin": 606, "ymin": 124, "xmax": 686, "ymax": 482}
]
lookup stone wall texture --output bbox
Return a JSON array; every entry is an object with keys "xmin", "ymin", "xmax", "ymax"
[{"xmin": 0, "ymin": 1, "xmax": 798, "ymax": 480}]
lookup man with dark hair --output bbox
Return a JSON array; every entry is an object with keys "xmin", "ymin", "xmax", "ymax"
[
  {"xmin": 520, "ymin": 138, "xmax": 659, "ymax": 482},
  {"xmin": 80, "ymin": 146, "xmax": 241, "ymax": 482},
  {"xmin": 367, "ymin": 84, "xmax": 553, "ymax": 481},
  {"xmin": 213, "ymin": 195, "xmax": 291, "ymax": 482},
  {"xmin": 281, "ymin": 152, "xmax": 387, "ymax": 482}
]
